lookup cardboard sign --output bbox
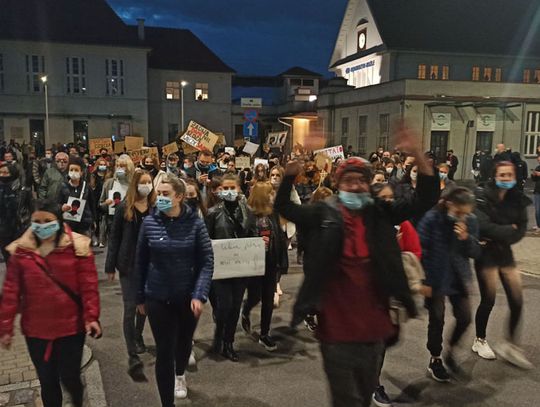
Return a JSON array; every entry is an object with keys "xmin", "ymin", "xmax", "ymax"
[
  {"xmin": 181, "ymin": 121, "xmax": 219, "ymax": 152},
  {"xmin": 129, "ymin": 149, "xmax": 145, "ymax": 164},
  {"xmin": 242, "ymin": 141, "xmax": 259, "ymax": 156},
  {"xmin": 254, "ymin": 158, "xmax": 269, "ymax": 168},
  {"xmin": 181, "ymin": 142, "xmax": 198, "ymax": 155},
  {"xmin": 143, "ymin": 147, "xmax": 159, "ymax": 159},
  {"xmin": 162, "ymin": 142, "xmax": 179, "ymax": 157},
  {"xmin": 314, "ymin": 145, "xmax": 345, "ymax": 161},
  {"xmin": 63, "ymin": 196, "xmax": 86, "ymax": 223},
  {"xmin": 125, "ymin": 136, "xmax": 144, "ymax": 152},
  {"xmin": 266, "ymin": 131, "xmax": 288, "ymax": 147},
  {"xmin": 212, "ymin": 238, "xmax": 266, "ymax": 280},
  {"xmin": 235, "ymin": 156, "xmax": 251, "ymax": 169},
  {"xmin": 216, "ymin": 132, "xmax": 226, "ymax": 146},
  {"xmin": 114, "ymin": 141, "xmax": 125, "ymax": 155},
  {"xmin": 89, "ymin": 138, "xmax": 113, "ymax": 156}
]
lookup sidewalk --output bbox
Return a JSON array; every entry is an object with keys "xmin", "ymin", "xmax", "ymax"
[{"xmin": 514, "ymin": 234, "xmax": 540, "ymax": 277}]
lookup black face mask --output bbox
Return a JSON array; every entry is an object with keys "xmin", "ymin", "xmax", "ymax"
[
  {"xmin": 0, "ymin": 175, "xmax": 15, "ymax": 184},
  {"xmin": 144, "ymin": 164, "xmax": 155, "ymax": 171},
  {"xmin": 186, "ymin": 198, "xmax": 199, "ymax": 209},
  {"xmin": 306, "ymin": 170, "xmax": 315, "ymax": 177}
]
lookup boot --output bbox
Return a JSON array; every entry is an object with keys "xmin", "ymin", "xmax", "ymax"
[
  {"xmin": 222, "ymin": 342, "xmax": 239, "ymax": 362},
  {"xmin": 127, "ymin": 354, "xmax": 143, "ymax": 376},
  {"xmin": 212, "ymin": 336, "xmax": 223, "ymax": 355},
  {"xmin": 134, "ymin": 337, "xmax": 146, "ymax": 354}
]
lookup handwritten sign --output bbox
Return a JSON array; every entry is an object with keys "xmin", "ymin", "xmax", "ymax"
[
  {"xmin": 235, "ymin": 156, "xmax": 251, "ymax": 169},
  {"xmin": 129, "ymin": 149, "xmax": 145, "ymax": 164},
  {"xmin": 242, "ymin": 141, "xmax": 259, "ymax": 156},
  {"xmin": 211, "ymin": 238, "xmax": 266, "ymax": 280},
  {"xmin": 114, "ymin": 141, "xmax": 125, "ymax": 155},
  {"xmin": 125, "ymin": 136, "xmax": 144, "ymax": 152},
  {"xmin": 181, "ymin": 121, "xmax": 219, "ymax": 152},
  {"xmin": 89, "ymin": 138, "xmax": 113, "ymax": 156},
  {"xmin": 162, "ymin": 142, "xmax": 179, "ymax": 157},
  {"xmin": 314, "ymin": 145, "xmax": 345, "ymax": 161},
  {"xmin": 254, "ymin": 158, "xmax": 269, "ymax": 168},
  {"xmin": 267, "ymin": 131, "xmax": 288, "ymax": 147}
]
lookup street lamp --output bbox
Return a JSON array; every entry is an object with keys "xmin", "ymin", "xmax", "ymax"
[
  {"xmin": 180, "ymin": 81, "xmax": 188, "ymax": 132},
  {"xmin": 40, "ymin": 75, "xmax": 49, "ymax": 144}
]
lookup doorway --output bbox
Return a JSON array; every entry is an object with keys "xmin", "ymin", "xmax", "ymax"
[
  {"xmin": 430, "ymin": 131, "xmax": 449, "ymax": 164},
  {"xmin": 475, "ymin": 131, "xmax": 493, "ymax": 153}
]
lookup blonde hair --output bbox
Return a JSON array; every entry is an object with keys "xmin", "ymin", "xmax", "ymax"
[
  {"xmin": 117, "ymin": 154, "xmax": 135, "ymax": 182},
  {"xmin": 247, "ymin": 181, "xmax": 274, "ymax": 216}
]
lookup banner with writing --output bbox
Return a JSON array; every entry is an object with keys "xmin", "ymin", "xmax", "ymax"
[
  {"xmin": 212, "ymin": 238, "xmax": 266, "ymax": 280},
  {"xmin": 266, "ymin": 131, "xmax": 288, "ymax": 147},
  {"xmin": 125, "ymin": 136, "xmax": 144, "ymax": 152},
  {"xmin": 235, "ymin": 156, "xmax": 251, "ymax": 169},
  {"xmin": 314, "ymin": 145, "xmax": 345, "ymax": 161},
  {"xmin": 162, "ymin": 142, "xmax": 179, "ymax": 157},
  {"xmin": 89, "ymin": 138, "xmax": 113, "ymax": 156},
  {"xmin": 181, "ymin": 121, "xmax": 219, "ymax": 152}
]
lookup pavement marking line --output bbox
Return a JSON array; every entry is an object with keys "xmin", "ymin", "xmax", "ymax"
[{"xmin": 84, "ymin": 360, "xmax": 107, "ymax": 407}]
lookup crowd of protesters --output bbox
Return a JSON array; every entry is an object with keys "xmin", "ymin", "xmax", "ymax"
[{"xmin": 0, "ymin": 129, "xmax": 536, "ymax": 407}]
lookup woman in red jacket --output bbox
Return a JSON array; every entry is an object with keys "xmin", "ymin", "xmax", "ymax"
[{"xmin": 0, "ymin": 200, "xmax": 101, "ymax": 407}]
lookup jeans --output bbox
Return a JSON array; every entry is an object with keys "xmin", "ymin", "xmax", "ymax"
[
  {"xmin": 425, "ymin": 293, "xmax": 471, "ymax": 357},
  {"xmin": 534, "ymin": 194, "xmax": 540, "ymax": 227},
  {"xmin": 475, "ymin": 266, "xmax": 523, "ymax": 341},
  {"xmin": 119, "ymin": 275, "xmax": 146, "ymax": 356},
  {"xmin": 243, "ymin": 268, "xmax": 277, "ymax": 336},
  {"xmin": 320, "ymin": 341, "xmax": 385, "ymax": 407},
  {"xmin": 212, "ymin": 278, "xmax": 247, "ymax": 343},
  {"xmin": 26, "ymin": 333, "xmax": 85, "ymax": 407},
  {"xmin": 146, "ymin": 299, "xmax": 197, "ymax": 407}
]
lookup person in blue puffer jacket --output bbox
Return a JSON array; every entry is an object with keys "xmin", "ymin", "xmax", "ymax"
[
  {"xmin": 134, "ymin": 175, "xmax": 213, "ymax": 406},
  {"xmin": 417, "ymin": 187, "xmax": 481, "ymax": 383}
]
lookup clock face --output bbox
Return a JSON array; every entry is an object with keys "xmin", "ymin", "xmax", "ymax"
[{"xmin": 358, "ymin": 32, "xmax": 366, "ymax": 50}]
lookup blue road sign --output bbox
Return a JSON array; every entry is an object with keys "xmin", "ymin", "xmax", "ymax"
[
  {"xmin": 244, "ymin": 109, "xmax": 258, "ymax": 122},
  {"xmin": 243, "ymin": 121, "xmax": 259, "ymax": 140}
]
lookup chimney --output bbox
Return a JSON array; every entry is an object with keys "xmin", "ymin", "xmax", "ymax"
[{"xmin": 137, "ymin": 18, "xmax": 145, "ymax": 41}]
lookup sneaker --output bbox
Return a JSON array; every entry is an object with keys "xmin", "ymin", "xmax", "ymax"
[
  {"xmin": 497, "ymin": 342, "xmax": 534, "ymax": 370},
  {"xmin": 241, "ymin": 313, "xmax": 251, "ymax": 335},
  {"xmin": 372, "ymin": 385, "xmax": 393, "ymax": 407},
  {"xmin": 304, "ymin": 314, "xmax": 318, "ymax": 332},
  {"xmin": 427, "ymin": 358, "xmax": 450, "ymax": 383},
  {"xmin": 259, "ymin": 335, "xmax": 277, "ymax": 352},
  {"xmin": 174, "ymin": 375, "xmax": 187, "ymax": 399},
  {"xmin": 188, "ymin": 350, "xmax": 197, "ymax": 368},
  {"xmin": 472, "ymin": 338, "xmax": 496, "ymax": 360}
]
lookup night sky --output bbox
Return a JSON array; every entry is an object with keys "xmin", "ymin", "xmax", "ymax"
[{"xmin": 107, "ymin": 0, "xmax": 349, "ymax": 76}]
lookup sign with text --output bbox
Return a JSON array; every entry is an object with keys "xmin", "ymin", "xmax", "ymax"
[
  {"xmin": 266, "ymin": 131, "xmax": 288, "ymax": 147},
  {"xmin": 254, "ymin": 158, "xmax": 269, "ymax": 168},
  {"xmin": 314, "ymin": 145, "xmax": 345, "ymax": 161},
  {"xmin": 242, "ymin": 141, "xmax": 259, "ymax": 156},
  {"xmin": 431, "ymin": 113, "xmax": 452, "ymax": 131},
  {"xmin": 212, "ymin": 238, "xmax": 266, "ymax": 280},
  {"xmin": 181, "ymin": 142, "xmax": 198, "ymax": 154},
  {"xmin": 181, "ymin": 121, "xmax": 219, "ymax": 152},
  {"xmin": 235, "ymin": 156, "xmax": 251, "ymax": 169},
  {"xmin": 241, "ymin": 98, "xmax": 262, "ymax": 108},
  {"xmin": 162, "ymin": 142, "xmax": 179, "ymax": 157},
  {"xmin": 89, "ymin": 138, "xmax": 113, "ymax": 156},
  {"xmin": 125, "ymin": 136, "xmax": 144, "ymax": 152}
]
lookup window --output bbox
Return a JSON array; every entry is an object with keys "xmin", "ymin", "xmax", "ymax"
[
  {"xmin": 66, "ymin": 57, "xmax": 86, "ymax": 94},
  {"xmin": 341, "ymin": 117, "xmax": 349, "ymax": 147},
  {"xmin": 495, "ymin": 68, "xmax": 502, "ymax": 82},
  {"xmin": 430, "ymin": 65, "xmax": 439, "ymax": 80},
  {"xmin": 472, "ymin": 66, "xmax": 480, "ymax": 81},
  {"xmin": 535, "ymin": 69, "xmax": 540, "ymax": 84},
  {"xmin": 417, "ymin": 64, "xmax": 427, "ymax": 79},
  {"xmin": 442, "ymin": 65, "xmax": 449, "ymax": 80},
  {"xmin": 378, "ymin": 114, "xmax": 390, "ymax": 150},
  {"xmin": 525, "ymin": 111, "xmax": 540, "ymax": 155},
  {"xmin": 290, "ymin": 78, "xmax": 315, "ymax": 87},
  {"xmin": 105, "ymin": 59, "xmax": 124, "ymax": 96},
  {"xmin": 483, "ymin": 67, "xmax": 492, "ymax": 81},
  {"xmin": 73, "ymin": 120, "xmax": 88, "ymax": 149},
  {"xmin": 0, "ymin": 54, "xmax": 4, "ymax": 92},
  {"xmin": 195, "ymin": 83, "xmax": 208, "ymax": 100},
  {"xmin": 357, "ymin": 116, "xmax": 368, "ymax": 154},
  {"xmin": 523, "ymin": 69, "xmax": 531, "ymax": 83},
  {"xmin": 166, "ymin": 81, "xmax": 180, "ymax": 100},
  {"xmin": 26, "ymin": 55, "xmax": 45, "ymax": 92}
]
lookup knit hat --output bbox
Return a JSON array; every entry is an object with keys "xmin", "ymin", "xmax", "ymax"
[{"xmin": 335, "ymin": 157, "xmax": 372, "ymax": 184}]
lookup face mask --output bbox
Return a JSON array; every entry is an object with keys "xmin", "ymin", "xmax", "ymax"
[
  {"xmin": 386, "ymin": 167, "xmax": 393, "ymax": 174},
  {"xmin": 144, "ymin": 164, "xmax": 154, "ymax": 171},
  {"xmin": 197, "ymin": 162, "xmax": 209, "ymax": 170},
  {"xmin": 156, "ymin": 196, "xmax": 173, "ymax": 213},
  {"xmin": 116, "ymin": 168, "xmax": 126, "ymax": 178},
  {"xmin": 69, "ymin": 171, "xmax": 81, "ymax": 180},
  {"xmin": 186, "ymin": 197, "xmax": 199, "ymax": 209},
  {"xmin": 184, "ymin": 164, "xmax": 192, "ymax": 170},
  {"xmin": 410, "ymin": 172, "xmax": 418, "ymax": 181},
  {"xmin": 0, "ymin": 175, "xmax": 14, "ymax": 184},
  {"xmin": 306, "ymin": 170, "xmax": 315, "ymax": 177},
  {"xmin": 439, "ymin": 172, "xmax": 448, "ymax": 180},
  {"xmin": 219, "ymin": 190, "xmax": 238, "ymax": 202},
  {"xmin": 31, "ymin": 221, "xmax": 60, "ymax": 240},
  {"xmin": 496, "ymin": 180, "xmax": 516, "ymax": 190},
  {"xmin": 98, "ymin": 165, "xmax": 107, "ymax": 172},
  {"xmin": 45, "ymin": 154, "xmax": 52, "ymax": 160},
  {"xmin": 137, "ymin": 184, "xmax": 152, "ymax": 197},
  {"xmin": 338, "ymin": 191, "xmax": 374, "ymax": 211}
]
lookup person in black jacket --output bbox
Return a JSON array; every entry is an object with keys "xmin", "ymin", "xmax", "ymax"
[
  {"xmin": 275, "ymin": 125, "xmax": 439, "ymax": 407},
  {"xmin": 531, "ymin": 155, "xmax": 540, "ymax": 231},
  {"xmin": 511, "ymin": 151, "xmax": 528, "ymax": 190},
  {"xmin": 205, "ymin": 173, "xmax": 257, "ymax": 362},
  {"xmin": 472, "ymin": 161, "xmax": 533, "ymax": 369},
  {"xmin": 105, "ymin": 170, "xmax": 156, "ymax": 376}
]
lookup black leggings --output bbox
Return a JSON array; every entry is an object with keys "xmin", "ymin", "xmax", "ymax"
[
  {"xmin": 146, "ymin": 299, "xmax": 197, "ymax": 407},
  {"xmin": 26, "ymin": 333, "xmax": 85, "ymax": 407},
  {"xmin": 212, "ymin": 278, "xmax": 247, "ymax": 343},
  {"xmin": 243, "ymin": 269, "xmax": 277, "ymax": 336},
  {"xmin": 475, "ymin": 265, "xmax": 523, "ymax": 341}
]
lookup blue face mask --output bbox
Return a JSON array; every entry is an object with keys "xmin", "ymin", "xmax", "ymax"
[
  {"xmin": 31, "ymin": 221, "xmax": 60, "ymax": 240},
  {"xmin": 439, "ymin": 172, "xmax": 448, "ymax": 180},
  {"xmin": 219, "ymin": 190, "xmax": 238, "ymax": 202},
  {"xmin": 116, "ymin": 168, "xmax": 126, "ymax": 178},
  {"xmin": 338, "ymin": 191, "xmax": 374, "ymax": 211},
  {"xmin": 156, "ymin": 196, "xmax": 173, "ymax": 213},
  {"xmin": 496, "ymin": 180, "xmax": 516, "ymax": 190},
  {"xmin": 98, "ymin": 165, "xmax": 107, "ymax": 172}
]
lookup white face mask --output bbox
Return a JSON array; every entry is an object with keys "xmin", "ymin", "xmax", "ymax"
[
  {"xmin": 410, "ymin": 172, "xmax": 418, "ymax": 181},
  {"xmin": 69, "ymin": 171, "xmax": 81, "ymax": 180},
  {"xmin": 137, "ymin": 184, "xmax": 152, "ymax": 197},
  {"xmin": 386, "ymin": 167, "xmax": 393, "ymax": 174}
]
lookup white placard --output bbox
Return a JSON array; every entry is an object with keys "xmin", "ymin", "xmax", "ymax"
[
  {"xmin": 431, "ymin": 113, "xmax": 452, "ymax": 131},
  {"xmin": 477, "ymin": 114, "xmax": 496, "ymax": 131},
  {"xmin": 212, "ymin": 238, "xmax": 266, "ymax": 280},
  {"xmin": 242, "ymin": 141, "xmax": 259, "ymax": 156},
  {"xmin": 266, "ymin": 131, "xmax": 288, "ymax": 147},
  {"xmin": 63, "ymin": 196, "xmax": 87, "ymax": 223},
  {"xmin": 108, "ymin": 181, "xmax": 128, "ymax": 215},
  {"xmin": 254, "ymin": 158, "xmax": 269, "ymax": 168},
  {"xmin": 314, "ymin": 145, "xmax": 345, "ymax": 161},
  {"xmin": 225, "ymin": 147, "xmax": 236, "ymax": 156},
  {"xmin": 241, "ymin": 98, "xmax": 262, "ymax": 108}
]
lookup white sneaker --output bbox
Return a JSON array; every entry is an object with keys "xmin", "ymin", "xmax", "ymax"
[
  {"xmin": 497, "ymin": 342, "xmax": 534, "ymax": 370},
  {"xmin": 472, "ymin": 338, "xmax": 496, "ymax": 360},
  {"xmin": 188, "ymin": 350, "xmax": 197, "ymax": 368},
  {"xmin": 174, "ymin": 375, "xmax": 187, "ymax": 399}
]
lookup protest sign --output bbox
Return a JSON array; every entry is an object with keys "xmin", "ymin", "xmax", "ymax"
[
  {"xmin": 235, "ymin": 156, "xmax": 251, "ymax": 169},
  {"xmin": 216, "ymin": 132, "xmax": 226, "ymax": 146},
  {"xmin": 212, "ymin": 238, "xmax": 266, "ymax": 280},
  {"xmin": 107, "ymin": 182, "xmax": 128, "ymax": 215},
  {"xmin": 181, "ymin": 121, "xmax": 219, "ymax": 152},
  {"xmin": 125, "ymin": 136, "xmax": 144, "ymax": 152},
  {"xmin": 225, "ymin": 147, "xmax": 236, "ymax": 156},
  {"xmin": 89, "ymin": 138, "xmax": 113, "ymax": 156},
  {"xmin": 162, "ymin": 142, "xmax": 179, "ymax": 157},
  {"xmin": 254, "ymin": 158, "xmax": 269, "ymax": 168},
  {"xmin": 63, "ymin": 196, "xmax": 86, "ymax": 223},
  {"xmin": 314, "ymin": 145, "xmax": 345, "ymax": 161},
  {"xmin": 129, "ymin": 149, "xmax": 145, "ymax": 164},
  {"xmin": 242, "ymin": 141, "xmax": 259, "ymax": 156},
  {"xmin": 180, "ymin": 142, "xmax": 198, "ymax": 154},
  {"xmin": 143, "ymin": 147, "xmax": 159, "ymax": 159},
  {"xmin": 114, "ymin": 141, "xmax": 125, "ymax": 155},
  {"xmin": 266, "ymin": 131, "xmax": 288, "ymax": 147}
]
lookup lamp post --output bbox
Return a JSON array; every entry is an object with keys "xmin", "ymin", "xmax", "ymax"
[
  {"xmin": 40, "ymin": 75, "xmax": 49, "ymax": 144},
  {"xmin": 180, "ymin": 81, "xmax": 188, "ymax": 132}
]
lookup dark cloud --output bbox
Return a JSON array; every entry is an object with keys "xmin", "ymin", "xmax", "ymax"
[{"xmin": 107, "ymin": 0, "xmax": 348, "ymax": 75}]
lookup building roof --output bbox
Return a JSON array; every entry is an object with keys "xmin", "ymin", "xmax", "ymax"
[
  {"xmin": 279, "ymin": 67, "xmax": 323, "ymax": 77},
  {"xmin": 0, "ymin": 0, "xmax": 136, "ymax": 47},
  {"xmin": 138, "ymin": 26, "xmax": 235, "ymax": 73},
  {"xmin": 367, "ymin": 0, "xmax": 540, "ymax": 56}
]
